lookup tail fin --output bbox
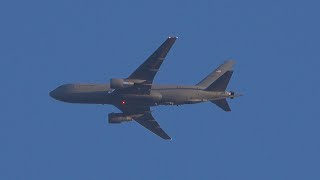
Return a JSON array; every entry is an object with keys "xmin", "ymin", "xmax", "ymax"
[
  {"xmin": 211, "ymin": 99, "xmax": 231, "ymax": 111},
  {"xmin": 199, "ymin": 60, "xmax": 237, "ymax": 112},
  {"xmin": 197, "ymin": 60, "xmax": 235, "ymax": 88},
  {"xmin": 206, "ymin": 71, "xmax": 233, "ymax": 91}
]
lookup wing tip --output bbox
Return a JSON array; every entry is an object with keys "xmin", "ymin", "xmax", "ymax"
[
  {"xmin": 225, "ymin": 59, "xmax": 236, "ymax": 65},
  {"xmin": 168, "ymin": 36, "xmax": 178, "ymax": 39},
  {"xmin": 163, "ymin": 135, "xmax": 172, "ymax": 140}
]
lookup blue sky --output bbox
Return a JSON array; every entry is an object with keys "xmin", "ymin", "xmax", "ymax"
[{"xmin": 1, "ymin": 0, "xmax": 320, "ymax": 179}]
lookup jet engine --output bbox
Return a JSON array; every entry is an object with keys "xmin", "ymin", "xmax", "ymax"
[
  {"xmin": 110, "ymin": 78, "xmax": 134, "ymax": 89},
  {"xmin": 108, "ymin": 113, "xmax": 133, "ymax": 124}
]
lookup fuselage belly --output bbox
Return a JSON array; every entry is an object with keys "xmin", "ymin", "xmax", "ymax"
[{"xmin": 50, "ymin": 84, "xmax": 229, "ymax": 106}]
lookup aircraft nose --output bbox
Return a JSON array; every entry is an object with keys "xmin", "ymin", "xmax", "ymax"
[
  {"xmin": 49, "ymin": 84, "xmax": 73, "ymax": 101},
  {"xmin": 49, "ymin": 89, "xmax": 59, "ymax": 99},
  {"xmin": 50, "ymin": 86, "xmax": 64, "ymax": 100}
]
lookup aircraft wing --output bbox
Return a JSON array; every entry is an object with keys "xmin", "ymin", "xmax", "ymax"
[
  {"xmin": 134, "ymin": 111, "xmax": 171, "ymax": 140},
  {"xmin": 128, "ymin": 37, "xmax": 177, "ymax": 84},
  {"xmin": 116, "ymin": 105, "xmax": 171, "ymax": 140}
]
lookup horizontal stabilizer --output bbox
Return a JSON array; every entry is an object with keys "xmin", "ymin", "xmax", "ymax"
[{"xmin": 211, "ymin": 99, "xmax": 231, "ymax": 112}]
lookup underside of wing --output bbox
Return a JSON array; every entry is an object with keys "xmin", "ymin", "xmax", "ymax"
[
  {"xmin": 128, "ymin": 37, "xmax": 177, "ymax": 84},
  {"xmin": 134, "ymin": 112, "xmax": 171, "ymax": 140},
  {"xmin": 116, "ymin": 105, "xmax": 171, "ymax": 140}
]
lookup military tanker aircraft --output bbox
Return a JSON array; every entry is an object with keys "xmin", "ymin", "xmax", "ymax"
[{"xmin": 50, "ymin": 37, "xmax": 242, "ymax": 140}]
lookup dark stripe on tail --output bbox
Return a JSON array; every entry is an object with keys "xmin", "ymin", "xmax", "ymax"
[{"xmin": 206, "ymin": 71, "xmax": 233, "ymax": 91}]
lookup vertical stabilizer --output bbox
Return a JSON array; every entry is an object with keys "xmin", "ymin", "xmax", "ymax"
[
  {"xmin": 205, "ymin": 71, "xmax": 233, "ymax": 91},
  {"xmin": 197, "ymin": 60, "xmax": 235, "ymax": 88}
]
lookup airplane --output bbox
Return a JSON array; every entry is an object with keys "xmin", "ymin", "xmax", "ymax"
[{"xmin": 50, "ymin": 37, "xmax": 242, "ymax": 140}]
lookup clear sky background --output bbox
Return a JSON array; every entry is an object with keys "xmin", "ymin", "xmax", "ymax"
[{"xmin": 1, "ymin": 0, "xmax": 320, "ymax": 179}]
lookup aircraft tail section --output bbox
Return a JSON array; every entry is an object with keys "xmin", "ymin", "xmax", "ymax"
[
  {"xmin": 197, "ymin": 60, "xmax": 235, "ymax": 88},
  {"xmin": 211, "ymin": 99, "xmax": 231, "ymax": 112},
  {"xmin": 205, "ymin": 70, "xmax": 233, "ymax": 91},
  {"xmin": 199, "ymin": 61, "xmax": 237, "ymax": 112}
]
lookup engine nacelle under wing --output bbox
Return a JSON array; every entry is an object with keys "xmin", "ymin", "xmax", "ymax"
[
  {"xmin": 108, "ymin": 113, "xmax": 145, "ymax": 124},
  {"xmin": 108, "ymin": 113, "xmax": 133, "ymax": 124},
  {"xmin": 110, "ymin": 78, "xmax": 134, "ymax": 89}
]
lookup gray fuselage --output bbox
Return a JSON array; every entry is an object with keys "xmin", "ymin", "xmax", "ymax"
[{"xmin": 50, "ymin": 83, "xmax": 231, "ymax": 107}]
